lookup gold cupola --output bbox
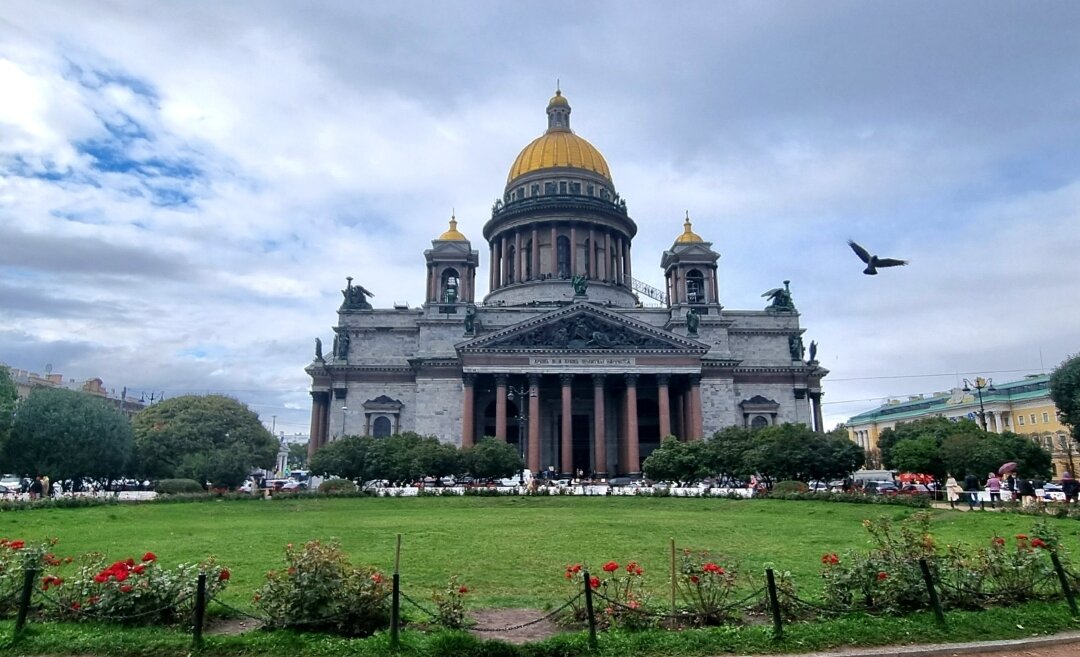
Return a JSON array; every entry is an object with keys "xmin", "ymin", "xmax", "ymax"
[
  {"xmin": 438, "ymin": 212, "xmax": 467, "ymax": 241},
  {"xmin": 675, "ymin": 212, "xmax": 704, "ymax": 243},
  {"xmin": 506, "ymin": 90, "xmax": 612, "ymax": 185}
]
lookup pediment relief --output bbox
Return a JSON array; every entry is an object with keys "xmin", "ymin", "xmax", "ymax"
[{"xmin": 459, "ymin": 304, "xmax": 706, "ymax": 353}]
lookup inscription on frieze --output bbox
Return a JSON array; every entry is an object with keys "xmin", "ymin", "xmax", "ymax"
[{"xmin": 529, "ymin": 357, "xmax": 636, "ymax": 367}]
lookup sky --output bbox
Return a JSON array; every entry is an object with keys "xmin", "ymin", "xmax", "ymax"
[{"xmin": 2, "ymin": 1, "xmax": 1079, "ymax": 437}]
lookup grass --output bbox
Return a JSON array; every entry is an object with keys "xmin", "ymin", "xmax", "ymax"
[
  {"xmin": 4, "ymin": 497, "xmax": 1080, "ymax": 656},
  {"xmin": 5, "ymin": 495, "xmax": 1080, "ymax": 608}
]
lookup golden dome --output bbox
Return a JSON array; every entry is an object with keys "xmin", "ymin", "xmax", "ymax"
[
  {"xmin": 438, "ymin": 214, "xmax": 467, "ymax": 241},
  {"xmin": 506, "ymin": 90, "xmax": 612, "ymax": 185},
  {"xmin": 675, "ymin": 212, "xmax": 703, "ymax": 243}
]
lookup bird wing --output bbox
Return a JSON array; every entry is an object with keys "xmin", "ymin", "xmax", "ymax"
[
  {"xmin": 875, "ymin": 258, "xmax": 908, "ymax": 268},
  {"xmin": 847, "ymin": 240, "xmax": 872, "ymax": 264},
  {"xmin": 761, "ymin": 288, "xmax": 782, "ymax": 298}
]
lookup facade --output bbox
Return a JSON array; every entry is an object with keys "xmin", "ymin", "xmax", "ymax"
[
  {"xmin": 306, "ymin": 91, "xmax": 828, "ymax": 478},
  {"xmin": 2, "ymin": 365, "xmax": 146, "ymax": 416},
  {"xmin": 847, "ymin": 374, "xmax": 1075, "ymax": 476}
]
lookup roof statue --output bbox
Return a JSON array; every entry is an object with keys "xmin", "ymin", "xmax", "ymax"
[
  {"xmin": 762, "ymin": 280, "xmax": 796, "ymax": 312},
  {"xmin": 314, "ymin": 337, "xmax": 324, "ymax": 362},
  {"xmin": 808, "ymin": 340, "xmax": 818, "ymax": 363},
  {"xmin": 340, "ymin": 276, "xmax": 374, "ymax": 310}
]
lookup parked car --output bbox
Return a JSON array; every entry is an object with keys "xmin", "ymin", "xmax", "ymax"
[
  {"xmin": 862, "ymin": 481, "xmax": 899, "ymax": 496},
  {"xmin": 898, "ymin": 483, "xmax": 933, "ymax": 497},
  {"xmin": 281, "ymin": 481, "xmax": 307, "ymax": 491}
]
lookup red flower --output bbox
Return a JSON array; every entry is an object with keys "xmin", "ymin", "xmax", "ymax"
[
  {"xmin": 371, "ymin": 573, "xmax": 383, "ymax": 584},
  {"xmin": 125, "ymin": 558, "xmax": 136, "ymax": 567},
  {"xmin": 132, "ymin": 565, "xmax": 145, "ymax": 574},
  {"xmin": 218, "ymin": 569, "xmax": 231, "ymax": 582},
  {"xmin": 113, "ymin": 570, "xmax": 129, "ymax": 582},
  {"xmin": 120, "ymin": 584, "xmax": 133, "ymax": 593},
  {"xmin": 992, "ymin": 537, "xmax": 1005, "ymax": 546},
  {"xmin": 93, "ymin": 573, "xmax": 108, "ymax": 584},
  {"xmin": 589, "ymin": 576, "xmax": 601, "ymax": 589},
  {"xmin": 633, "ymin": 566, "xmax": 644, "ymax": 576},
  {"xmin": 877, "ymin": 571, "xmax": 889, "ymax": 581},
  {"xmin": 1032, "ymin": 538, "xmax": 1048, "ymax": 549},
  {"xmin": 602, "ymin": 561, "xmax": 619, "ymax": 573},
  {"xmin": 703, "ymin": 562, "xmax": 724, "ymax": 574},
  {"xmin": 70, "ymin": 602, "xmax": 81, "ymax": 611},
  {"xmin": 1015, "ymin": 534, "xmax": 1029, "ymax": 541},
  {"xmin": 9, "ymin": 540, "xmax": 24, "ymax": 550},
  {"xmin": 821, "ymin": 553, "xmax": 840, "ymax": 565},
  {"xmin": 458, "ymin": 586, "xmax": 469, "ymax": 594},
  {"xmin": 141, "ymin": 552, "xmax": 157, "ymax": 563},
  {"xmin": 626, "ymin": 561, "xmax": 638, "ymax": 574},
  {"xmin": 690, "ymin": 575, "xmax": 700, "ymax": 584}
]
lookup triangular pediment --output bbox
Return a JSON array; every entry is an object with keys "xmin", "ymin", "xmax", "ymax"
[{"xmin": 458, "ymin": 303, "xmax": 708, "ymax": 353}]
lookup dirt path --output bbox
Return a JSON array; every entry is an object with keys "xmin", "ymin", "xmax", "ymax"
[{"xmin": 467, "ymin": 608, "xmax": 562, "ymax": 644}]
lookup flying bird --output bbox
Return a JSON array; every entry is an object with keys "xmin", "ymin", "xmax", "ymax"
[{"xmin": 847, "ymin": 240, "xmax": 908, "ymax": 275}]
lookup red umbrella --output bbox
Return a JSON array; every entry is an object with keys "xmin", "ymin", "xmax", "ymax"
[{"xmin": 998, "ymin": 462, "xmax": 1018, "ymax": 475}]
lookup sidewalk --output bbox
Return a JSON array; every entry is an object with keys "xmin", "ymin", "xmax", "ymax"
[{"xmin": 740, "ymin": 630, "xmax": 1080, "ymax": 657}]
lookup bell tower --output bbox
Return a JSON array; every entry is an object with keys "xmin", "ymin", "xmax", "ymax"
[
  {"xmin": 424, "ymin": 213, "xmax": 479, "ymax": 307},
  {"xmin": 661, "ymin": 212, "xmax": 721, "ymax": 310}
]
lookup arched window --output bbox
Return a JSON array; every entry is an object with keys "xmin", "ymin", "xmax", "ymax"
[
  {"xmin": 686, "ymin": 269, "xmax": 704, "ymax": 303},
  {"xmin": 506, "ymin": 246, "xmax": 516, "ymax": 283},
  {"xmin": 557, "ymin": 236, "xmax": 570, "ymax": 278},
  {"xmin": 750, "ymin": 415, "xmax": 769, "ymax": 430},
  {"xmin": 441, "ymin": 267, "xmax": 460, "ymax": 303},
  {"xmin": 373, "ymin": 416, "xmax": 392, "ymax": 437}
]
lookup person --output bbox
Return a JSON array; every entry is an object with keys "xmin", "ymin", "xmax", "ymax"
[
  {"xmin": 28, "ymin": 476, "xmax": 43, "ymax": 500},
  {"xmin": 963, "ymin": 472, "xmax": 981, "ymax": 510},
  {"xmin": 1006, "ymin": 473, "xmax": 1017, "ymax": 496},
  {"xmin": 41, "ymin": 475, "xmax": 50, "ymax": 497},
  {"xmin": 1063, "ymin": 473, "xmax": 1079, "ymax": 504},
  {"xmin": 985, "ymin": 472, "xmax": 1001, "ymax": 509},
  {"xmin": 945, "ymin": 474, "xmax": 961, "ymax": 509},
  {"xmin": 1019, "ymin": 478, "xmax": 1037, "ymax": 508}
]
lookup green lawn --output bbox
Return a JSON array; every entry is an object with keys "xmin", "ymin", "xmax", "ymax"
[{"xmin": 5, "ymin": 496, "xmax": 1079, "ymax": 608}]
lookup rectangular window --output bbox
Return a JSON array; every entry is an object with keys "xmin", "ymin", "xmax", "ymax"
[
  {"xmin": 1043, "ymin": 412, "xmax": 1050, "ymax": 423},
  {"xmin": 570, "ymin": 182, "xmax": 581, "ymax": 194},
  {"xmin": 559, "ymin": 181, "xmax": 567, "ymax": 194},
  {"xmin": 1018, "ymin": 415, "xmax": 1025, "ymax": 426},
  {"xmin": 1031, "ymin": 413, "xmax": 1037, "ymax": 424}
]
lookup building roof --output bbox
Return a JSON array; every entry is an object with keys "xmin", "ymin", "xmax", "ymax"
[
  {"xmin": 674, "ymin": 212, "xmax": 704, "ymax": 243},
  {"xmin": 848, "ymin": 374, "xmax": 1052, "ymax": 424},
  {"xmin": 506, "ymin": 91, "xmax": 612, "ymax": 185},
  {"xmin": 437, "ymin": 215, "xmax": 467, "ymax": 241}
]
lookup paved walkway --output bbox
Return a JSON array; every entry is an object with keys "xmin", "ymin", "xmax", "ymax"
[{"xmin": 739, "ymin": 631, "xmax": 1080, "ymax": 657}]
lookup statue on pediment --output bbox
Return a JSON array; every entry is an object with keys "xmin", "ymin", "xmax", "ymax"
[
  {"xmin": 572, "ymin": 274, "xmax": 589, "ymax": 296},
  {"xmin": 686, "ymin": 308, "xmax": 700, "ymax": 336},
  {"xmin": 340, "ymin": 276, "xmax": 374, "ymax": 310},
  {"xmin": 762, "ymin": 280, "xmax": 796, "ymax": 312}
]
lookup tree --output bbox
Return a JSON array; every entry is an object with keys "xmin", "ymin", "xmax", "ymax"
[
  {"xmin": 743, "ymin": 424, "xmax": 862, "ymax": 485},
  {"xmin": 892, "ymin": 437, "xmax": 946, "ymax": 481},
  {"xmin": 642, "ymin": 438, "xmax": 710, "ymax": 485},
  {"xmin": 132, "ymin": 395, "xmax": 277, "ymax": 485},
  {"xmin": 0, "ymin": 366, "xmax": 17, "ymax": 452},
  {"xmin": 309, "ymin": 435, "xmax": 376, "ymax": 482},
  {"xmin": 288, "ymin": 442, "xmax": 309, "ymax": 468},
  {"xmin": 706, "ymin": 427, "xmax": 754, "ymax": 482},
  {"xmin": 1050, "ymin": 354, "xmax": 1080, "ymax": 441},
  {"xmin": 878, "ymin": 417, "xmax": 969, "ymax": 469},
  {"xmin": 460, "ymin": 437, "xmax": 523, "ymax": 480},
  {"xmin": 4, "ymin": 386, "xmax": 133, "ymax": 481}
]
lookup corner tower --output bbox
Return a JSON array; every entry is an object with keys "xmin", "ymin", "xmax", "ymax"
[
  {"xmin": 424, "ymin": 213, "xmax": 479, "ymax": 307},
  {"xmin": 483, "ymin": 90, "xmax": 639, "ymax": 307}
]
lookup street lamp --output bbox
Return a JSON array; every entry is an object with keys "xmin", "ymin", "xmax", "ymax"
[
  {"xmin": 962, "ymin": 376, "xmax": 996, "ymax": 431},
  {"xmin": 505, "ymin": 384, "xmax": 528, "ymax": 482},
  {"xmin": 340, "ymin": 405, "xmax": 348, "ymax": 437}
]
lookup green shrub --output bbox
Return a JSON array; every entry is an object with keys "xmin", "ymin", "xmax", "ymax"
[
  {"xmin": 772, "ymin": 480, "xmax": 809, "ymax": 494},
  {"xmin": 318, "ymin": 478, "xmax": 358, "ymax": 494},
  {"xmin": 154, "ymin": 479, "xmax": 204, "ymax": 495},
  {"xmin": 255, "ymin": 539, "xmax": 391, "ymax": 636}
]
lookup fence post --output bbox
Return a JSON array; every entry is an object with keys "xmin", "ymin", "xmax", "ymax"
[
  {"xmin": 391, "ymin": 534, "xmax": 402, "ymax": 649},
  {"xmin": 669, "ymin": 538, "xmax": 676, "ymax": 619},
  {"xmin": 765, "ymin": 568, "xmax": 783, "ymax": 640},
  {"xmin": 918, "ymin": 558, "xmax": 945, "ymax": 626},
  {"xmin": 582, "ymin": 570, "xmax": 597, "ymax": 650},
  {"xmin": 1050, "ymin": 550, "xmax": 1078, "ymax": 617},
  {"xmin": 192, "ymin": 572, "xmax": 206, "ymax": 649},
  {"xmin": 14, "ymin": 566, "xmax": 37, "ymax": 639}
]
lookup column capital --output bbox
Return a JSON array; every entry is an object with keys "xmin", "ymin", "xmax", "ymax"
[
  {"xmin": 656, "ymin": 373, "xmax": 670, "ymax": 386},
  {"xmin": 463, "ymin": 373, "xmax": 477, "ymax": 386},
  {"xmin": 560, "ymin": 373, "xmax": 574, "ymax": 386},
  {"xmin": 688, "ymin": 373, "xmax": 702, "ymax": 386},
  {"xmin": 528, "ymin": 373, "xmax": 542, "ymax": 387},
  {"xmin": 592, "ymin": 373, "xmax": 607, "ymax": 386},
  {"xmin": 495, "ymin": 374, "xmax": 509, "ymax": 386},
  {"xmin": 624, "ymin": 373, "xmax": 639, "ymax": 386}
]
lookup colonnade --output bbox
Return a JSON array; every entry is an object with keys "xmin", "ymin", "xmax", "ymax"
[{"xmin": 488, "ymin": 223, "xmax": 633, "ymax": 292}]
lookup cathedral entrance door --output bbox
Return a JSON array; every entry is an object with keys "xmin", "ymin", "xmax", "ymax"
[{"xmin": 571, "ymin": 414, "xmax": 591, "ymax": 477}]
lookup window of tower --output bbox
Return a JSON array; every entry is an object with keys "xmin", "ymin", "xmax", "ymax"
[
  {"xmin": 600, "ymin": 188, "xmax": 610, "ymax": 200},
  {"xmin": 531, "ymin": 183, "xmax": 540, "ymax": 197},
  {"xmin": 545, "ymin": 181, "xmax": 556, "ymax": 195},
  {"xmin": 442, "ymin": 268, "xmax": 460, "ymax": 303},
  {"xmin": 587, "ymin": 184, "xmax": 595, "ymax": 197},
  {"xmin": 556, "ymin": 236, "xmax": 570, "ymax": 278},
  {"xmin": 559, "ymin": 181, "xmax": 567, "ymax": 194},
  {"xmin": 518, "ymin": 186, "xmax": 525, "ymax": 200},
  {"xmin": 570, "ymin": 182, "xmax": 581, "ymax": 195},
  {"xmin": 686, "ymin": 269, "xmax": 704, "ymax": 304},
  {"xmin": 506, "ymin": 246, "xmax": 516, "ymax": 283}
]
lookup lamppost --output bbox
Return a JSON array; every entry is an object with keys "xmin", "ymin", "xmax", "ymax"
[
  {"xmin": 505, "ymin": 383, "xmax": 528, "ymax": 483},
  {"xmin": 340, "ymin": 405, "xmax": 348, "ymax": 438},
  {"xmin": 962, "ymin": 376, "xmax": 995, "ymax": 431}
]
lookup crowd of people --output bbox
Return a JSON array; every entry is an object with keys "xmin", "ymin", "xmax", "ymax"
[{"xmin": 943, "ymin": 471, "xmax": 1080, "ymax": 510}]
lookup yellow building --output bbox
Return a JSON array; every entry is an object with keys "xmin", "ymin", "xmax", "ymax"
[{"xmin": 847, "ymin": 374, "xmax": 1075, "ymax": 476}]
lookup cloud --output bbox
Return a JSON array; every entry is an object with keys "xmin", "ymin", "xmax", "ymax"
[{"xmin": 2, "ymin": 1, "xmax": 1079, "ymax": 437}]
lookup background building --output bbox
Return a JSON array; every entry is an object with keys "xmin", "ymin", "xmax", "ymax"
[
  {"xmin": 847, "ymin": 374, "xmax": 1074, "ymax": 475},
  {"xmin": 3, "ymin": 364, "xmax": 146, "ymax": 416},
  {"xmin": 307, "ymin": 91, "xmax": 828, "ymax": 478}
]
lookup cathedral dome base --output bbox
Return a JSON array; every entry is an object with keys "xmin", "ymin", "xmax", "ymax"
[{"xmin": 483, "ymin": 279, "xmax": 639, "ymax": 308}]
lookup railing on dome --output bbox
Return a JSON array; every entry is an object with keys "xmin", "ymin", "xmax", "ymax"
[
  {"xmin": 490, "ymin": 193, "xmax": 629, "ymax": 220},
  {"xmin": 631, "ymin": 277, "xmax": 668, "ymax": 306}
]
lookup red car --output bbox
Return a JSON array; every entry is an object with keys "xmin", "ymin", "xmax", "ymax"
[{"xmin": 898, "ymin": 483, "xmax": 933, "ymax": 497}]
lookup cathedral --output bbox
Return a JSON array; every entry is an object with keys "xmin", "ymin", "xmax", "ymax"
[{"xmin": 306, "ymin": 90, "xmax": 827, "ymax": 478}]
